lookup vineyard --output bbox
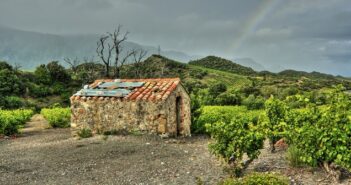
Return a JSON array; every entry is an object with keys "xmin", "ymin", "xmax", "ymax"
[
  {"xmin": 1, "ymin": 55, "xmax": 351, "ymax": 184},
  {"xmin": 199, "ymin": 85, "xmax": 351, "ymax": 183},
  {"xmin": 41, "ymin": 107, "xmax": 71, "ymax": 128},
  {"xmin": 0, "ymin": 109, "xmax": 33, "ymax": 136}
]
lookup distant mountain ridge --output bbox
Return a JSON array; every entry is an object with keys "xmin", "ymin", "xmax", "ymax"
[
  {"xmin": 187, "ymin": 55, "xmax": 347, "ymax": 80},
  {"xmin": 0, "ymin": 25, "xmax": 196, "ymax": 69}
]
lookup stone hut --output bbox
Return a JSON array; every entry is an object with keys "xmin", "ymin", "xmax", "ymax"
[{"xmin": 70, "ymin": 78, "xmax": 191, "ymax": 137}]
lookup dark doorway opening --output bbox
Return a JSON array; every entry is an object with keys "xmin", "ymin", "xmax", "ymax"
[{"xmin": 176, "ymin": 96, "xmax": 182, "ymax": 136}]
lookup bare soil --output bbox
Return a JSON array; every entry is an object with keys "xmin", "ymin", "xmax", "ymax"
[
  {"xmin": 1, "ymin": 115, "xmax": 350, "ymax": 185},
  {"xmin": 0, "ymin": 115, "xmax": 225, "ymax": 185},
  {"xmin": 246, "ymin": 141, "xmax": 351, "ymax": 185}
]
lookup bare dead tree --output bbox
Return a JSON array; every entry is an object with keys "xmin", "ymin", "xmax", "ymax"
[
  {"xmin": 96, "ymin": 35, "xmax": 114, "ymax": 77},
  {"xmin": 96, "ymin": 25, "xmax": 135, "ymax": 78},
  {"xmin": 64, "ymin": 57, "xmax": 80, "ymax": 74},
  {"xmin": 132, "ymin": 48, "xmax": 148, "ymax": 78},
  {"xmin": 108, "ymin": 25, "xmax": 134, "ymax": 78}
]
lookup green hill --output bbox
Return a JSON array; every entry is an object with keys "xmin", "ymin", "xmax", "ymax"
[
  {"xmin": 122, "ymin": 55, "xmax": 252, "ymax": 91},
  {"xmin": 189, "ymin": 56, "xmax": 257, "ymax": 76},
  {"xmin": 121, "ymin": 55, "xmax": 351, "ymax": 91}
]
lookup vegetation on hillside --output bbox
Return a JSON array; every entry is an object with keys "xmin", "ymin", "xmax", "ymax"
[
  {"xmin": 189, "ymin": 56, "xmax": 256, "ymax": 76},
  {"xmin": 1, "ymin": 52, "xmax": 351, "ymax": 183}
]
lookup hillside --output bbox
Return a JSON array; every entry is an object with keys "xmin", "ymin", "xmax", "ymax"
[
  {"xmin": 189, "ymin": 56, "xmax": 257, "ymax": 76},
  {"xmin": 234, "ymin": 58, "xmax": 266, "ymax": 71},
  {"xmin": 0, "ymin": 26, "xmax": 195, "ymax": 69},
  {"xmin": 121, "ymin": 55, "xmax": 252, "ymax": 90}
]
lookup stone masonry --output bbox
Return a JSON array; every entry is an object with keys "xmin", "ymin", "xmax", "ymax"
[{"xmin": 70, "ymin": 78, "xmax": 191, "ymax": 137}]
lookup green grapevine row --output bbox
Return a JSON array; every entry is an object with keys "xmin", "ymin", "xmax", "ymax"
[
  {"xmin": 0, "ymin": 109, "xmax": 34, "ymax": 136},
  {"xmin": 41, "ymin": 107, "xmax": 71, "ymax": 128}
]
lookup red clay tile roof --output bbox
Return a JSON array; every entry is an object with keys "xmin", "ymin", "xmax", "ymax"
[{"xmin": 71, "ymin": 78, "xmax": 181, "ymax": 102}]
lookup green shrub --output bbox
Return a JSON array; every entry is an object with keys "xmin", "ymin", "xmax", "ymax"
[
  {"xmin": 263, "ymin": 97, "xmax": 288, "ymax": 152},
  {"xmin": 3, "ymin": 96, "xmax": 24, "ymax": 109},
  {"xmin": 0, "ymin": 109, "xmax": 34, "ymax": 135},
  {"xmin": 215, "ymin": 90, "xmax": 242, "ymax": 106},
  {"xmin": 285, "ymin": 86, "xmax": 351, "ymax": 171},
  {"xmin": 242, "ymin": 95, "xmax": 265, "ymax": 110},
  {"xmin": 77, "ymin": 128, "xmax": 93, "ymax": 138},
  {"xmin": 41, "ymin": 107, "xmax": 71, "ymax": 128},
  {"xmin": 206, "ymin": 114, "xmax": 264, "ymax": 175},
  {"xmin": 195, "ymin": 106, "xmax": 263, "ymax": 134},
  {"xmin": 194, "ymin": 106, "xmax": 246, "ymax": 134},
  {"xmin": 219, "ymin": 173, "xmax": 289, "ymax": 185}
]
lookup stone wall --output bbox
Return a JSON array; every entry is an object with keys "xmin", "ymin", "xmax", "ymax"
[
  {"xmin": 161, "ymin": 85, "xmax": 191, "ymax": 136},
  {"xmin": 70, "ymin": 85, "xmax": 191, "ymax": 137}
]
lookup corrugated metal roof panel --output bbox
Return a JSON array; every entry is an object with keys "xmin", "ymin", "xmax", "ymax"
[
  {"xmin": 75, "ymin": 89, "xmax": 131, "ymax": 97},
  {"xmin": 98, "ymin": 82, "xmax": 144, "ymax": 89}
]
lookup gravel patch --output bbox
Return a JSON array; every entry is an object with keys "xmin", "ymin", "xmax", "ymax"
[{"xmin": 0, "ymin": 116, "xmax": 225, "ymax": 185}]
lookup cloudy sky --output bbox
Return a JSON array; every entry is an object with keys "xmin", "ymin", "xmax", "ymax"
[{"xmin": 0, "ymin": 0, "xmax": 351, "ymax": 75}]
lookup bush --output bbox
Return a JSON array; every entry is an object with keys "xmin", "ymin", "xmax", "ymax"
[
  {"xmin": 77, "ymin": 128, "xmax": 93, "ymax": 138},
  {"xmin": 285, "ymin": 86, "xmax": 351, "ymax": 173},
  {"xmin": 206, "ymin": 114, "xmax": 264, "ymax": 175},
  {"xmin": 190, "ymin": 93, "xmax": 203, "ymax": 133},
  {"xmin": 215, "ymin": 90, "xmax": 242, "ymax": 106},
  {"xmin": 208, "ymin": 83, "xmax": 227, "ymax": 98},
  {"xmin": 242, "ymin": 95, "xmax": 265, "ymax": 110},
  {"xmin": 263, "ymin": 96, "xmax": 288, "ymax": 152},
  {"xmin": 3, "ymin": 96, "xmax": 24, "ymax": 109},
  {"xmin": 194, "ymin": 106, "xmax": 247, "ymax": 134},
  {"xmin": 219, "ymin": 173, "xmax": 289, "ymax": 185},
  {"xmin": 0, "ymin": 109, "xmax": 34, "ymax": 136},
  {"xmin": 195, "ymin": 106, "xmax": 264, "ymax": 134},
  {"xmin": 41, "ymin": 107, "xmax": 71, "ymax": 128}
]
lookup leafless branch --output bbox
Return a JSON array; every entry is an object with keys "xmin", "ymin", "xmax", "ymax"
[{"xmin": 64, "ymin": 57, "xmax": 80, "ymax": 73}]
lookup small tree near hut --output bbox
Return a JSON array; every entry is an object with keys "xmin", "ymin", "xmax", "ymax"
[{"xmin": 96, "ymin": 25, "xmax": 135, "ymax": 78}]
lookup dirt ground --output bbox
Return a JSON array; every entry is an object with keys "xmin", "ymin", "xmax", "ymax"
[
  {"xmin": 247, "ymin": 143, "xmax": 351, "ymax": 185},
  {"xmin": 1, "ymin": 115, "xmax": 351, "ymax": 185},
  {"xmin": 0, "ymin": 115, "xmax": 225, "ymax": 185}
]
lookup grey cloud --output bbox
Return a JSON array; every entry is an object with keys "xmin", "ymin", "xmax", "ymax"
[{"xmin": 0, "ymin": 0, "xmax": 351, "ymax": 75}]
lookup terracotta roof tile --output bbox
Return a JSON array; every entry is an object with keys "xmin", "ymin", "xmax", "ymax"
[{"xmin": 72, "ymin": 78, "xmax": 181, "ymax": 102}]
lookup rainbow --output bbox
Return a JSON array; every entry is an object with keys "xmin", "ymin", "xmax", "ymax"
[{"xmin": 229, "ymin": 0, "xmax": 283, "ymax": 52}]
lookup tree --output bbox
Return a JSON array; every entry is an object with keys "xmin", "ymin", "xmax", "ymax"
[
  {"xmin": 76, "ymin": 60, "xmax": 105, "ymax": 84},
  {"xmin": 215, "ymin": 90, "xmax": 242, "ymax": 105},
  {"xmin": 46, "ymin": 61, "xmax": 70, "ymax": 83},
  {"xmin": 208, "ymin": 83, "xmax": 227, "ymax": 98},
  {"xmin": 132, "ymin": 48, "xmax": 148, "ymax": 78},
  {"xmin": 34, "ymin": 64, "xmax": 51, "ymax": 85},
  {"xmin": 96, "ymin": 25, "xmax": 135, "ymax": 78},
  {"xmin": 0, "ymin": 69, "xmax": 23, "ymax": 96},
  {"xmin": 64, "ymin": 57, "xmax": 80, "ymax": 75},
  {"xmin": 96, "ymin": 35, "xmax": 113, "ymax": 77},
  {"xmin": 0, "ymin": 61, "xmax": 13, "ymax": 71}
]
